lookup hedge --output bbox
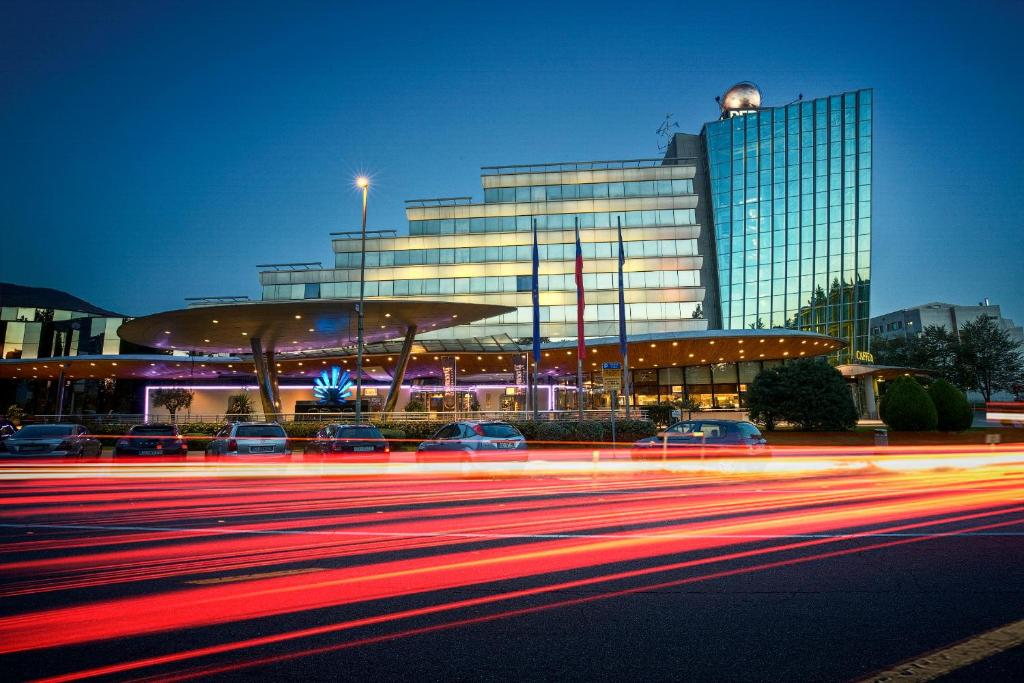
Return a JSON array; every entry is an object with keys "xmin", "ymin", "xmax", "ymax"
[
  {"xmin": 76, "ymin": 418, "xmax": 656, "ymax": 448},
  {"xmin": 879, "ymin": 376, "xmax": 938, "ymax": 431},
  {"xmin": 926, "ymin": 379, "xmax": 973, "ymax": 432}
]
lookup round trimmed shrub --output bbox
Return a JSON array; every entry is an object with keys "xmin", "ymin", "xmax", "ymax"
[
  {"xmin": 879, "ymin": 376, "xmax": 938, "ymax": 431},
  {"xmin": 926, "ymin": 379, "xmax": 973, "ymax": 432}
]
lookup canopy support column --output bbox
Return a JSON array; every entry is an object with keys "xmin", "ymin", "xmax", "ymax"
[
  {"xmin": 384, "ymin": 325, "xmax": 417, "ymax": 415},
  {"xmin": 250, "ymin": 337, "xmax": 280, "ymax": 422}
]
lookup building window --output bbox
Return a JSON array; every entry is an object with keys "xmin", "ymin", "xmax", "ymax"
[{"xmin": 304, "ymin": 283, "xmax": 321, "ymax": 299}]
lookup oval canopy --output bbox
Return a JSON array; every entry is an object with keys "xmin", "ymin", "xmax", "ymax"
[{"xmin": 117, "ymin": 299, "xmax": 514, "ymax": 354}]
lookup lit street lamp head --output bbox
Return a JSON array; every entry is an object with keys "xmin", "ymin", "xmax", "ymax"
[{"xmin": 355, "ymin": 176, "xmax": 369, "ymax": 189}]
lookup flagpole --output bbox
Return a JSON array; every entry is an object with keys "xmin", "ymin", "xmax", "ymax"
[
  {"xmin": 575, "ymin": 216, "xmax": 585, "ymax": 423},
  {"xmin": 617, "ymin": 215, "xmax": 631, "ymax": 418},
  {"xmin": 531, "ymin": 217, "xmax": 541, "ymax": 421}
]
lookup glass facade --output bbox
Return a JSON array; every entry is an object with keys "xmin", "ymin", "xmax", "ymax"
[
  {"xmin": 0, "ymin": 306, "xmax": 130, "ymax": 359},
  {"xmin": 704, "ymin": 89, "xmax": 872, "ymax": 362},
  {"xmin": 262, "ymin": 160, "xmax": 710, "ymax": 341}
]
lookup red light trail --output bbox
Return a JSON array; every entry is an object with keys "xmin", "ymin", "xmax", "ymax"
[{"xmin": 0, "ymin": 445, "xmax": 1021, "ymax": 681}]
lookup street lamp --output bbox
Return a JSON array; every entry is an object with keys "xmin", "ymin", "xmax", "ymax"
[{"xmin": 355, "ymin": 176, "xmax": 369, "ymax": 424}]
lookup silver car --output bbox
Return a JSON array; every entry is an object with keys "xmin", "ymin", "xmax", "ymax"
[
  {"xmin": 3, "ymin": 423, "xmax": 102, "ymax": 456},
  {"xmin": 416, "ymin": 421, "xmax": 528, "ymax": 462},
  {"xmin": 205, "ymin": 422, "xmax": 290, "ymax": 456}
]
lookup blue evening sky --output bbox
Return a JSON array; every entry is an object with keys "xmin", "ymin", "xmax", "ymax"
[{"xmin": 2, "ymin": 0, "xmax": 1022, "ymax": 324}]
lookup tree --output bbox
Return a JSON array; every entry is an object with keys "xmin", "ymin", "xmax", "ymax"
[
  {"xmin": 151, "ymin": 388, "xmax": 194, "ymax": 422},
  {"xmin": 926, "ymin": 379, "xmax": 973, "ymax": 432},
  {"xmin": 879, "ymin": 376, "xmax": 937, "ymax": 431},
  {"xmin": 872, "ymin": 325, "xmax": 956, "ymax": 382},
  {"xmin": 747, "ymin": 360, "xmax": 858, "ymax": 431},
  {"xmin": 748, "ymin": 317, "xmax": 766, "ymax": 329},
  {"xmin": 746, "ymin": 366, "xmax": 784, "ymax": 431},
  {"xmin": 954, "ymin": 315, "xmax": 1024, "ymax": 402},
  {"xmin": 226, "ymin": 393, "xmax": 254, "ymax": 419}
]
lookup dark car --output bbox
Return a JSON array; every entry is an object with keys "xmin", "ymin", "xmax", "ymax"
[
  {"xmin": 114, "ymin": 423, "xmax": 188, "ymax": 456},
  {"xmin": 416, "ymin": 421, "xmax": 528, "ymax": 462},
  {"xmin": 631, "ymin": 419, "xmax": 767, "ymax": 459},
  {"xmin": 205, "ymin": 422, "xmax": 290, "ymax": 456},
  {"xmin": 304, "ymin": 424, "xmax": 389, "ymax": 458},
  {"xmin": 3, "ymin": 423, "xmax": 102, "ymax": 456}
]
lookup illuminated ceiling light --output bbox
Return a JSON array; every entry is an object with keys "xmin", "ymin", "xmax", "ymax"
[
  {"xmin": 241, "ymin": 332, "xmax": 248, "ymax": 336},
  {"xmin": 294, "ymin": 314, "xmax": 302, "ymax": 319},
  {"xmin": 387, "ymin": 357, "xmax": 393, "ymax": 361},
  {"xmin": 203, "ymin": 339, "xmax": 210, "ymax": 343},
  {"xmin": 638, "ymin": 357, "xmax": 644, "ymax": 362},
  {"xmin": 799, "ymin": 351, "xmax": 806, "ymax": 355},
  {"xmin": 801, "ymin": 340, "xmax": 807, "ymax": 344},
  {"xmin": 688, "ymin": 353, "xmax": 694, "ymax": 357},
  {"xmin": 672, "ymin": 342, "xmax": 678, "ymax": 346},
  {"xmin": 760, "ymin": 339, "xmax": 765, "ymax": 343},
  {"xmin": 700, "ymin": 358, "xmax": 706, "ymax": 362},
  {"xmin": 783, "ymin": 351, "xmax": 789, "ymax": 356},
  {"xmin": 228, "ymin": 364, "xmax": 233, "ymax": 368},
  {"xmin": 212, "ymin": 319, "xmax": 219, "ymax": 324},
  {"xmin": 298, "ymin": 362, "xmax": 303, "ymax": 366},
  {"xmin": 452, "ymin": 314, "xmax": 458, "ymax": 319},
  {"xmin": 544, "ymin": 352, "xmax": 550, "ymax": 357},
  {"xmin": 709, "ymin": 341, "xmax": 715, "ymax": 345},
  {"xmin": 164, "ymin": 330, "xmax": 171, "ymax": 334},
  {"xmin": 90, "ymin": 363, "xmax": 96, "ymax": 366},
  {"xmin": 477, "ymin": 356, "xmax": 483, "ymax": 360},
  {"xmin": 497, "ymin": 355, "xmax": 503, "ymax": 359},
  {"xmin": 308, "ymin": 328, "xmax": 314, "ymax": 332},
  {"xmin": 650, "ymin": 343, "xmax": 656, "ymax": 348},
  {"xmin": 150, "ymin": 363, "xmax": 156, "ymax": 367},
  {"xmin": 738, "ymin": 340, "xmax": 744, "ymax": 345},
  {"xmin": 175, "ymin": 363, "xmax": 181, "ymax": 367},
  {"xmin": 433, "ymin": 356, "xmax": 439, "ymax": 360},
  {"xmin": 384, "ymin": 313, "xmax": 391, "ymax": 318},
  {"xmin": 814, "ymin": 341, "xmax": 819, "ymax": 345},
  {"xmin": 111, "ymin": 363, "xmax": 118, "ymax": 366},
  {"xmin": 718, "ymin": 357, "xmax": 723, "ymax": 361}
]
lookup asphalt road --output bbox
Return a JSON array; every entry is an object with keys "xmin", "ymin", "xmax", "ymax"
[{"xmin": 1, "ymin": 449, "xmax": 1022, "ymax": 682}]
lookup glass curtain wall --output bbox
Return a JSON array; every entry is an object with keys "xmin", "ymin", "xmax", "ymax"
[{"xmin": 704, "ymin": 90, "xmax": 872, "ymax": 362}]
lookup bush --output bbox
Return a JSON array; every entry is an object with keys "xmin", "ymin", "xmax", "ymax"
[
  {"xmin": 879, "ymin": 376, "xmax": 938, "ymax": 431},
  {"xmin": 645, "ymin": 403, "xmax": 677, "ymax": 427},
  {"xmin": 747, "ymin": 359, "xmax": 858, "ymax": 431},
  {"xmin": 926, "ymin": 379, "xmax": 973, "ymax": 432}
]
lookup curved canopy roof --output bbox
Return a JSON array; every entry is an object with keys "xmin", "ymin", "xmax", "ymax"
[{"xmin": 117, "ymin": 299, "xmax": 514, "ymax": 354}]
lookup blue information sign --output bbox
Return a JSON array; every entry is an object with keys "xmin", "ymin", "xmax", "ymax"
[{"xmin": 602, "ymin": 362, "xmax": 622, "ymax": 370}]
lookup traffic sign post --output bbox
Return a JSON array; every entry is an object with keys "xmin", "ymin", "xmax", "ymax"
[{"xmin": 602, "ymin": 362, "xmax": 622, "ymax": 446}]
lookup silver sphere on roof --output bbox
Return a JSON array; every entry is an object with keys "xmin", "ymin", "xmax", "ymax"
[{"xmin": 720, "ymin": 82, "xmax": 762, "ymax": 113}]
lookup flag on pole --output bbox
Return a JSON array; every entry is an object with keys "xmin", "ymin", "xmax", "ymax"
[
  {"xmin": 531, "ymin": 218, "xmax": 541, "ymax": 366},
  {"xmin": 574, "ymin": 216, "xmax": 586, "ymax": 360},
  {"xmin": 617, "ymin": 215, "xmax": 627, "ymax": 357}
]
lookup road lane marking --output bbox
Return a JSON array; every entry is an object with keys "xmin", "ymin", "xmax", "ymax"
[
  {"xmin": 186, "ymin": 568, "xmax": 325, "ymax": 585},
  {"xmin": 860, "ymin": 618, "xmax": 1024, "ymax": 682}
]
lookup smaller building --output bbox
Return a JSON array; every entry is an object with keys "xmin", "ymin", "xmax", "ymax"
[{"xmin": 870, "ymin": 300, "xmax": 1024, "ymax": 343}]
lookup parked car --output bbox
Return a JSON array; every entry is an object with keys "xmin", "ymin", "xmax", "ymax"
[
  {"xmin": 3, "ymin": 423, "xmax": 102, "ymax": 456},
  {"xmin": 416, "ymin": 421, "xmax": 528, "ymax": 462},
  {"xmin": 304, "ymin": 424, "xmax": 389, "ymax": 459},
  {"xmin": 205, "ymin": 422, "xmax": 290, "ymax": 456},
  {"xmin": 631, "ymin": 419, "xmax": 767, "ymax": 459},
  {"xmin": 114, "ymin": 423, "xmax": 188, "ymax": 456}
]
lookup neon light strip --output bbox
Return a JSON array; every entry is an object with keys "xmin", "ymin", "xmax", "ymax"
[{"xmin": 143, "ymin": 384, "xmax": 561, "ymax": 421}]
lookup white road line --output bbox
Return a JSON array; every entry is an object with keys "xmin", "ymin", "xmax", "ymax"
[{"xmin": 860, "ymin": 618, "xmax": 1024, "ymax": 682}]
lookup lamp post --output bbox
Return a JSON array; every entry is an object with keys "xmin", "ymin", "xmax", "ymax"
[{"xmin": 355, "ymin": 176, "xmax": 369, "ymax": 424}]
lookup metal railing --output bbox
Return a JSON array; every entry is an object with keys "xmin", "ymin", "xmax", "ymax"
[{"xmin": 28, "ymin": 409, "xmax": 649, "ymax": 425}]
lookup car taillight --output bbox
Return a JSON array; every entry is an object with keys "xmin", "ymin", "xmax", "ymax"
[
  {"xmin": 227, "ymin": 438, "xmax": 237, "ymax": 451},
  {"xmin": 472, "ymin": 425, "xmax": 485, "ymax": 436}
]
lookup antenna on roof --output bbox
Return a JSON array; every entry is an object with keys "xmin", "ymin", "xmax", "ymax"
[{"xmin": 656, "ymin": 114, "xmax": 679, "ymax": 151}]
